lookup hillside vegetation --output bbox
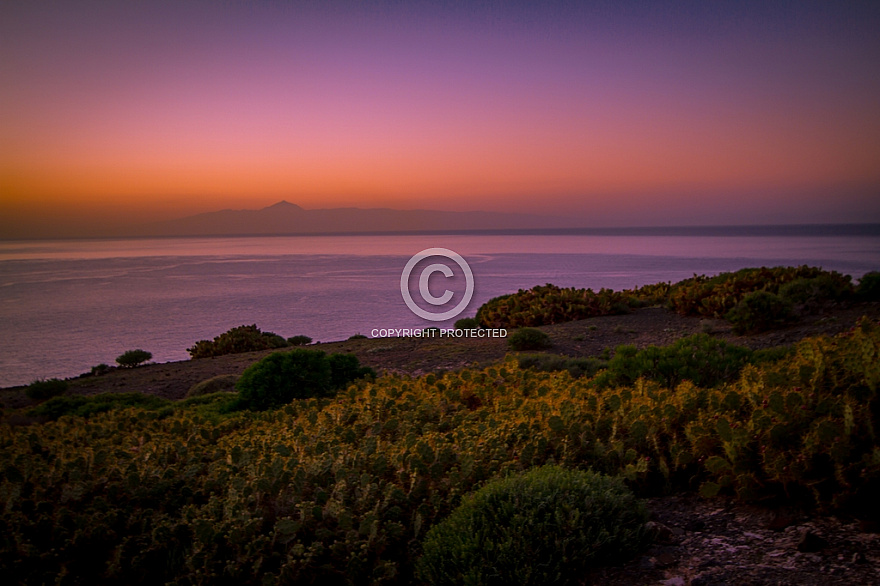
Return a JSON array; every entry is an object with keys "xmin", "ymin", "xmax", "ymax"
[{"xmin": 1, "ymin": 314, "xmax": 878, "ymax": 584}]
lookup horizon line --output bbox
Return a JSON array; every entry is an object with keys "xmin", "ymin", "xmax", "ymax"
[{"xmin": 3, "ymin": 223, "xmax": 880, "ymax": 242}]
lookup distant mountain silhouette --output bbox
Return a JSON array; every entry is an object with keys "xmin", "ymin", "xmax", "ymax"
[{"xmin": 139, "ymin": 201, "xmax": 572, "ymax": 236}]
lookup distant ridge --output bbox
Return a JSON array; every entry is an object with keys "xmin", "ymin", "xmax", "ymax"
[{"xmin": 137, "ymin": 201, "xmax": 573, "ymax": 237}]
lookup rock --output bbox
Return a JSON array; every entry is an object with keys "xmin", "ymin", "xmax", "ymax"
[
  {"xmin": 857, "ymin": 519, "xmax": 879, "ymax": 533},
  {"xmin": 796, "ymin": 529, "xmax": 829, "ymax": 553},
  {"xmin": 685, "ymin": 519, "xmax": 706, "ymax": 532},
  {"xmin": 654, "ymin": 550, "xmax": 678, "ymax": 568},
  {"xmin": 646, "ymin": 521, "xmax": 677, "ymax": 544},
  {"xmin": 690, "ymin": 574, "xmax": 715, "ymax": 586},
  {"xmin": 660, "ymin": 577, "xmax": 685, "ymax": 586},
  {"xmin": 851, "ymin": 551, "xmax": 866, "ymax": 564},
  {"xmin": 767, "ymin": 509, "xmax": 799, "ymax": 531}
]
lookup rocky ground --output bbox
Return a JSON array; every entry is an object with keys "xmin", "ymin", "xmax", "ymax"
[{"xmin": 590, "ymin": 494, "xmax": 880, "ymax": 585}]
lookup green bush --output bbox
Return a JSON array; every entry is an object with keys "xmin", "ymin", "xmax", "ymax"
[
  {"xmin": 187, "ymin": 325, "xmax": 289, "ymax": 359},
  {"xmin": 236, "ymin": 350, "xmax": 374, "ymax": 411},
  {"xmin": 28, "ymin": 393, "xmax": 169, "ymax": 421},
  {"xmin": 517, "ymin": 354, "xmax": 606, "ymax": 379},
  {"xmin": 508, "ymin": 328, "xmax": 552, "ymax": 351},
  {"xmin": 328, "ymin": 353, "xmax": 376, "ymax": 389},
  {"xmin": 857, "ymin": 271, "xmax": 880, "ymax": 301},
  {"xmin": 25, "ymin": 378, "xmax": 68, "ymax": 401},
  {"xmin": 726, "ymin": 291, "xmax": 793, "ymax": 334},
  {"xmin": 592, "ymin": 334, "xmax": 754, "ymax": 390},
  {"xmin": 779, "ymin": 274, "xmax": 852, "ymax": 311},
  {"xmin": 116, "ymin": 349, "xmax": 152, "ymax": 368},
  {"xmin": 287, "ymin": 335, "xmax": 313, "ymax": 346},
  {"xmin": 417, "ymin": 465, "xmax": 648, "ymax": 586},
  {"xmin": 454, "ymin": 317, "xmax": 480, "ymax": 329},
  {"xmin": 348, "ymin": 333, "xmax": 368, "ymax": 340},
  {"xmin": 187, "ymin": 374, "xmax": 239, "ymax": 398},
  {"xmin": 90, "ymin": 363, "xmax": 110, "ymax": 376}
]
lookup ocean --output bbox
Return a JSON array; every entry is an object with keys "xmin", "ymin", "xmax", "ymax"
[{"xmin": 1, "ymin": 231, "xmax": 878, "ymax": 387}]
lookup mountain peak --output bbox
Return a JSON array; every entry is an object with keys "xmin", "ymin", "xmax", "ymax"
[{"xmin": 264, "ymin": 200, "xmax": 303, "ymax": 211}]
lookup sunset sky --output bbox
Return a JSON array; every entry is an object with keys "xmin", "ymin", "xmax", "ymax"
[{"xmin": 2, "ymin": 0, "xmax": 879, "ymax": 237}]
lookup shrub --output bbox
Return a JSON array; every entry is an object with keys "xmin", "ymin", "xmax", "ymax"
[
  {"xmin": 592, "ymin": 334, "xmax": 754, "ymax": 390},
  {"xmin": 726, "ymin": 291, "xmax": 793, "ymax": 334},
  {"xmin": 857, "ymin": 271, "xmax": 880, "ymax": 301},
  {"xmin": 25, "ymin": 378, "xmax": 68, "ymax": 401},
  {"xmin": 187, "ymin": 325, "xmax": 289, "ymax": 359},
  {"xmin": 287, "ymin": 335, "xmax": 313, "ymax": 346},
  {"xmin": 90, "ymin": 363, "xmax": 110, "ymax": 376},
  {"xmin": 417, "ymin": 465, "xmax": 648, "ymax": 586},
  {"xmin": 668, "ymin": 266, "xmax": 848, "ymax": 319},
  {"xmin": 116, "ymin": 349, "xmax": 152, "ymax": 368},
  {"xmin": 348, "ymin": 333, "xmax": 368, "ymax": 340},
  {"xmin": 328, "ymin": 353, "xmax": 376, "ymax": 389},
  {"xmin": 236, "ymin": 350, "xmax": 374, "ymax": 411},
  {"xmin": 477, "ymin": 284, "xmax": 631, "ymax": 328},
  {"xmin": 779, "ymin": 274, "xmax": 852, "ymax": 311},
  {"xmin": 508, "ymin": 328, "xmax": 552, "ymax": 351},
  {"xmin": 517, "ymin": 354, "xmax": 606, "ymax": 379},
  {"xmin": 187, "ymin": 374, "xmax": 239, "ymax": 398},
  {"xmin": 454, "ymin": 317, "xmax": 480, "ymax": 329},
  {"xmin": 28, "ymin": 393, "xmax": 169, "ymax": 421}
]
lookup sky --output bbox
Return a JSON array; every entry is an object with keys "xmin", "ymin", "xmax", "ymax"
[{"xmin": 1, "ymin": 0, "xmax": 879, "ymax": 237}]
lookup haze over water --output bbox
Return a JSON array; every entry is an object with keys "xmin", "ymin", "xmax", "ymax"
[{"xmin": 1, "ymin": 232, "xmax": 878, "ymax": 387}]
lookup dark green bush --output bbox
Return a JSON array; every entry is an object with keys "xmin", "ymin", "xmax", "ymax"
[
  {"xmin": 726, "ymin": 291, "xmax": 793, "ymax": 334},
  {"xmin": 348, "ymin": 333, "xmax": 368, "ymax": 340},
  {"xmin": 508, "ymin": 328, "xmax": 552, "ymax": 351},
  {"xmin": 417, "ymin": 465, "xmax": 648, "ymax": 586},
  {"xmin": 187, "ymin": 325, "xmax": 289, "ymax": 359},
  {"xmin": 90, "ymin": 363, "xmax": 110, "ymax": 376},
  {"xmin": 116, "ymin": 349, "xmax": 152, "ymax": 368},
  {"xmin": 187, "ymin": 374, "xmax": 239, "ymax": 398},
  {"xmin": 779, "ymin": 274, "xmax": 852, "ymax": 311},
  {"xmin": 517, "ymin": 354, "xmax": 606, "ymax": 379},
  {"xmin": 454, "ymin": 317, "xmax": 480, "ymax": 329},
  {"xmin": 592, "ymin": 334, "xmax": 754, "ymax": 389},
  {"xmin": 328, "ymin": 353, "xmax": 376, "ymax": 389},
  {"xmin": 25, "ymin": 378, "xmax": 68, "ymax": 401},
  {"xmin": 236, "ymin": 350, "xmax": 374, "ymax": 411},
  {"xmin": 28, "ymin": 393, "xmax": 169, "ymax": 421},
  {"xmin": 287, "ymin": 335, "xmax": 313, "ymax": 346},
  {"xmin": 857, "ymin": 271, "xmax": 880, "ymax": 301}
]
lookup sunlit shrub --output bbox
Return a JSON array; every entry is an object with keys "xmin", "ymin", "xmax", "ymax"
[
  {"xmin": 187, "ymin": 325, "xmax": 288, "ymax": 359},
  {"xmin": 417, "ymin": 465, "xmax": 648, "ymax": 586}
]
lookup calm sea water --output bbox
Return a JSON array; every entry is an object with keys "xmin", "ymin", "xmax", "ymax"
[{"xmin": 1, "ymin": 233, "xmax": 878, "ymax": 387}]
